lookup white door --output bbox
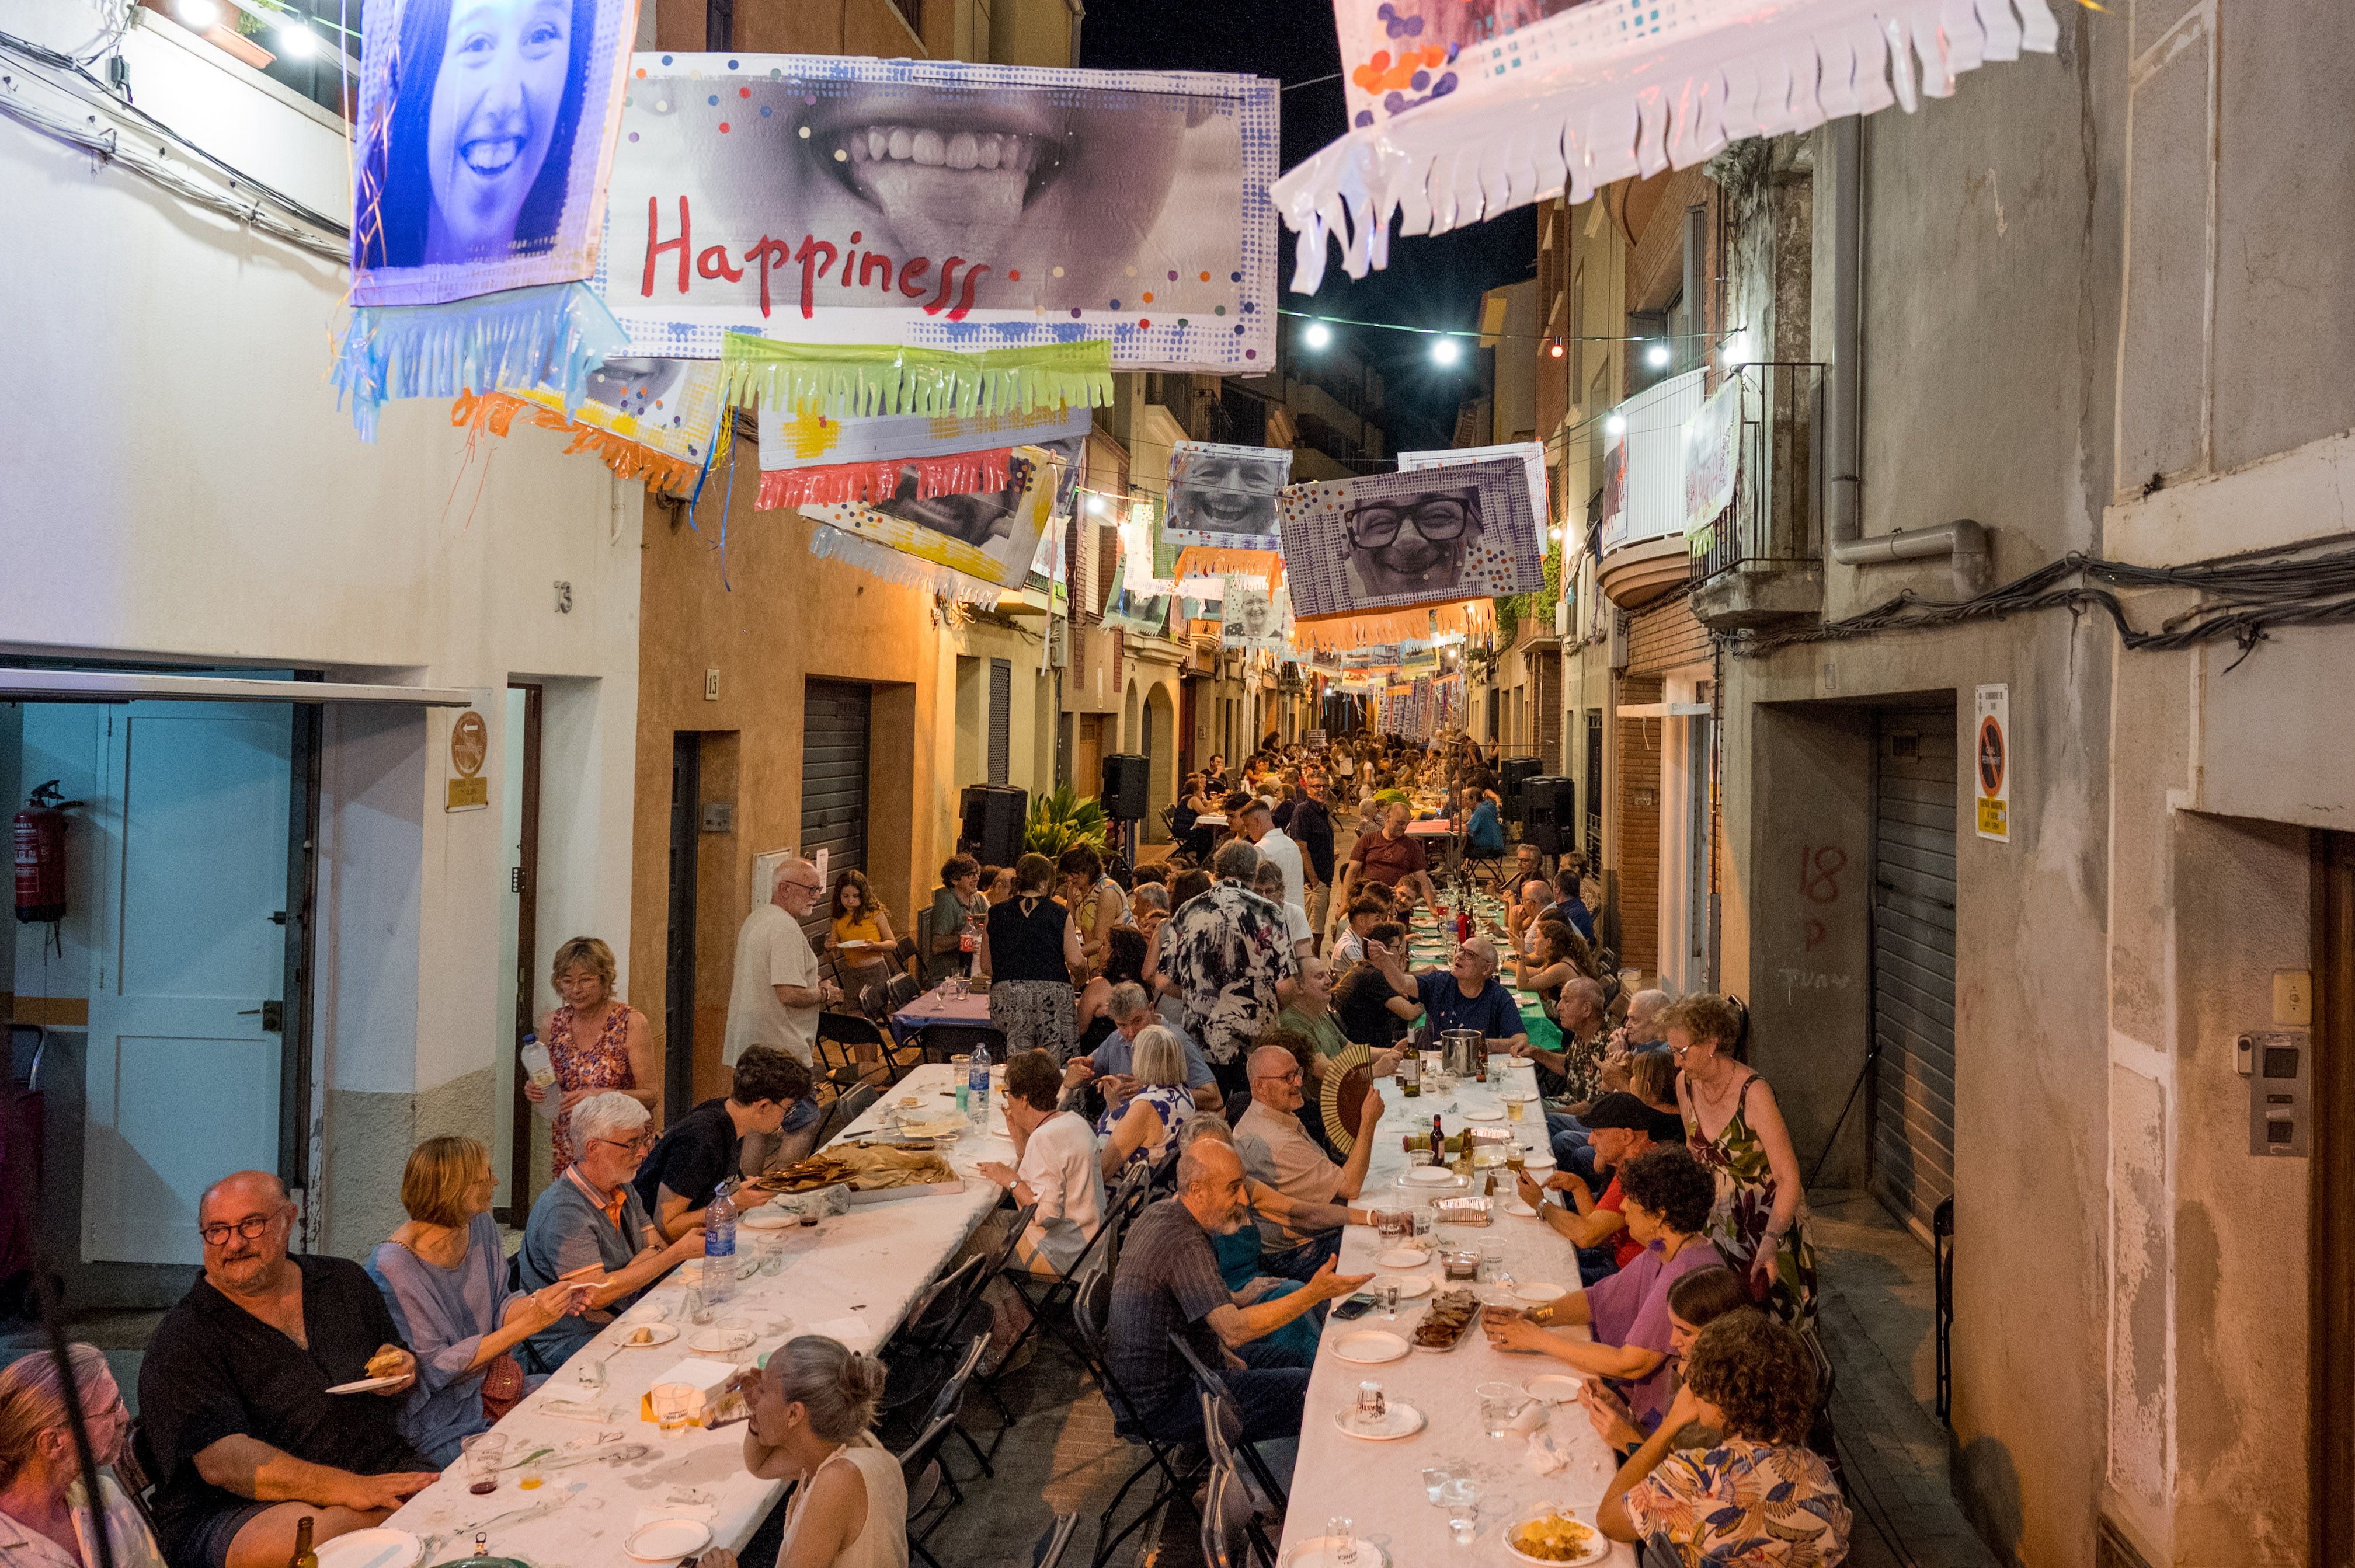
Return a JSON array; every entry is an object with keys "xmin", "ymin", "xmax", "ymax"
[{"xmin": 82, "ymin": 703, "xmax": 292, "ymax": 1266}]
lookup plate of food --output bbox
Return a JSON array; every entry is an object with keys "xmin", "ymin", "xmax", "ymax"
[
  {"xmin": 1410, "ymin": 1288, "xmax": 1481, "ymax": 1352},
  {"xmin": 1332, "ymin": 1330, "xmax": 1411, "ymax": 1365},
  {"xmin": 1505, "ymin": 1507, "xmax": 1610, "ymax": 1566},
  {"xmin": 615, "ymin": 1322, "xmax": 679, "ymax": 1349}
]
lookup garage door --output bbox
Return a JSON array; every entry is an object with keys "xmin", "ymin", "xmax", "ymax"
[
  {"xmin": 801, "ymin": 681, "xmax": 870, "ymax": 942},
  {"xmin": 1870, "ymin": 706, "xmax": 1958, "ymax": 1235}
]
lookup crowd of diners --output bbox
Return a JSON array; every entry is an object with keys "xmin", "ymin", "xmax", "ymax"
[{"xmin": 1, "ymin": 730, "xmax": 1846, "ymax": 1568}]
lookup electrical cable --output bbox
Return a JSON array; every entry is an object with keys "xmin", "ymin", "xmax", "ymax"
[{"xmin": 1279, "ymin": 306, "xmax": 1722, "ymax": 346}]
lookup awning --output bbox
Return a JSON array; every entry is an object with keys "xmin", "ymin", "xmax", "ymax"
[{"xmin": 0, "ymin": 669, "xmax": 478, "ymax": 706}]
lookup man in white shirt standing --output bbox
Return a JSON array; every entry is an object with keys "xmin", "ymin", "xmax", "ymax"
[
  {"xmin": 1236, "ymin": 799, "xmax": 1306, "ymax": 928},
  {"xmin": 723, "ymin": 857, "xmax": 841, "ymax": 1172}
]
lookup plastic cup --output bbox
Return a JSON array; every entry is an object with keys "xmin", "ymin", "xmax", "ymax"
[
  {"xmin": 1437, "ymin": 1476, "xmax": 1481, "ymax": 1543},
  {"xmin": 1478, "ymin": 1382, "xmax": 1522, "ymax": 1437},
  {"xmin": 462, "ymin": 1433, "xmax": 506, "ymax": 1494},
  {"xmin": 1328, "ymin": 1517, "xmax": 1358, "ymax": 1566},
  {"xmin": 651, "ymin": 1384, "xmax": 694, "ymax": 1433}
]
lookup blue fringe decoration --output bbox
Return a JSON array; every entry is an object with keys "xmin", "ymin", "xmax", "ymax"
[{"xmin": 333, "ymin": 283, "xmax": 629, "ymax": 441}]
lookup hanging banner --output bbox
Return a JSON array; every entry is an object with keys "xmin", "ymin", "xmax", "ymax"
[
  {"xmin": 754, "ymin": 402, "xmax": 1091, "ymax": 509},
  {"xmin": 801, "ymin": 443, "xmax": 1065, "ymax": 592},
  {"xmin": 1221, "ymin": 576, "xmax": 1288, "ymax": 653},
  {"xmin": 453, "ymin": 354, "xmax": 729, "ymax": 497},
  {"xmin": 352, "ymin": 0, "xmax": 642, "ymax": 306},
  {"xmin": 1684, "ymin": 377, "xmax": 1742, "ymax": 552},
  {"xmin": 602, "ymin": 54, "xmax": 1279, "ymax": 372},
  {"xmin": 1398, "ymin": 441, "xmax": 1549, "ymax": 528},
  {"xmin": 1278, "ymin": 457, "xmax": 1542, "ymax": 620},
  {"xmin": 1166, "ymin": 440, "xmax": 1295, "ymax": 550},
  {"xmin": 1278, "ymin": 0, "xmax": 2058, "ymax": 291}
]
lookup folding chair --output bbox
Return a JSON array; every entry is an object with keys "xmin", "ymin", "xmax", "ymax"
[
  {"xmin": 1195, "ymin": 1388, "xmax": 1276, "ymax": 1568},
  {"xmin": 1072, "ymin": 1258, "xmax": 1204, "ymax": 1568},
  {"xmin": 1168, "ymin": 1333, "xmax": 1289, "ymax": 1515},
  {"xmin": 813, "ymin": 1009, "xmax": 899, "ymax": 1091},
  {"xmin": 879, "ymin": 1255, "xmax": 989, "ymax": 1430},
  {"xmin": 898, "ymin": 1408, "xmax": 968, "ymax": 1568},
  {"xmin": 1031, "ymin": 1513, "xmax": 1081, "ymax": 1568},
  {"xmin": 912, "ymin": 1332, "xmax": 992, "ymax": 1483},
  {"xmin": 953, "ymin": 1200, "xmax": 1039, "ymax": 1462},
  {"xmin": 813, "ymin": 1083, "xmax": 879, "ymax": 1149},
  {"xmin": 1001, "ymin": 1162, "xmax": 1152, "ymax": 1376}
]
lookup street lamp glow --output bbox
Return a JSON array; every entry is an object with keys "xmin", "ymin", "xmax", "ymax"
[
  {"xmin": 1302, "ymin": 320, "xmax": 1333, "ymax": 350},
  {"xmin": 277, "ymin": 20, "xmax": 316, "ymax": 55},
  {"xmin": 1086, "ymin": 494, "xmax": 1107, "ymax": 515},
  {"xmin": 175, "ymin": 0, "xmax": 221, "ymax": 27},
  {"xmin": 1431, "ymin": 337, "xmax": 1462, "ymax": 367},
  {"xmin": 1605, "ymin": 414, "xmax": 1627, "ymax": 436},
  {"xmin": 1645, "ymin": 342, "xmax": 1672, "ymax": 368}
]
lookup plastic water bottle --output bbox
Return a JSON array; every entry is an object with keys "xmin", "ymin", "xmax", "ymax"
[
  {"xmin": 967, "ymin": 1039, "xmax": 991, "ymax": 1124},
  {"xmin": 519, "ymin": 1034, "xmax": 559, "ymax": 1121},
  {"xmin": 703, "ymin": 1180, "xmax": 738, "ymax": 1304}
]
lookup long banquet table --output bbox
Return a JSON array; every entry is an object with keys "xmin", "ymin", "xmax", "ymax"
[
  {"xmin": 381, "ymin": 1064, "xmax": 1007, "ymax": 1564},
  {"xmin": 1281, "ymin": 1063, "xmax": 1637, "ymax": 1567}
]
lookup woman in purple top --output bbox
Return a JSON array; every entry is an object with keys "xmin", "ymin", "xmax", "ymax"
[{"xmin": 1484, "ymin": 1146, "xmax": 1727, "ymax": 1433}]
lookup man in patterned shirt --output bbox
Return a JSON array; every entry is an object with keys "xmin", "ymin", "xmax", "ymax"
[{"xmin": 1161, "ymin": 839, "xmax": 1300, "ymax": 1100}]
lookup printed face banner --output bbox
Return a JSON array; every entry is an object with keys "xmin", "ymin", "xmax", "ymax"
[
  {"xmin": 602, "ymin": 54, "xmax": 1279, "ymax": 371},
  {"xmin": 353, "ymin": 0, "xmax": 640, "ymax": 306},
  {"xmin": 802, "ymin": 444, "xmax": 1066, "ymax": 591},
  {"xmin": 754, "ymin": 402, "xmax": 1090, "ymax": 507},
  {"xmin": 1278, "ymin": 457, "xmax": 1542, "ymax": 619},
  {"xmin": 1399, "ymin": 441, "xmax": 1549, "ymax": 531},
  {"xmin": 1166, "ymin": 441, "xmax": 1293, "ymax": 549},
  {"xmin": 456, "ymin": 353, "xmax": 727, "ymax": 496},
  {"xmin": 1220, "ymin": 577, "xmax": 1286, "ymax": 651}
]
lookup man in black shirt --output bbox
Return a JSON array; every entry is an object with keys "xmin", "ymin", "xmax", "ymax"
[
  {"xmin": 140, "ymin": 1172, "xmax": 439, "ymax": 1568},
  {"xmin": 635, "ymin": 1047, "xmax": 812, "ymax": 1241},
  {"xmin": 1289, "ymin": 776, "xmax": 1337, "ymax": 935},
  {"xmin": 1331, "ymin": 921, "xmax": 1419, "ymax": 1051}
]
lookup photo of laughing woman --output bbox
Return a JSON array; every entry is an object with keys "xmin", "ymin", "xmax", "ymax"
[{"xmin": 353, "ymin": 0, "xmax": 636, "ymax": 303}]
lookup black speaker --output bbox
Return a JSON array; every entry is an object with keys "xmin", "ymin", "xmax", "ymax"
[
  {"xmin": 1521, "ymin": 777, "xmax": 1576, "ymax": 854},
  {"xmin": 1497, "ymin": 757, "xmax": 1541, "ymax": 817},
  {"xmin": 959, "ymin": 785, "xmax": 1027, "ymax": 867},
  {"xmin": 1101, "ymin": 754, "xmax": 1150, "ymax": 821}
]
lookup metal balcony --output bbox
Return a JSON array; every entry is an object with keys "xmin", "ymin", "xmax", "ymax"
[{"xmin": 1690, "ymin": 362, "xmax": 1825, "ymax": 630}]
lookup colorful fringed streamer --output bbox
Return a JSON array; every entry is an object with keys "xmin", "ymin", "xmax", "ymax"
[
  {"xmin": 798, "ymin": 444, "xmax": 1067, "ymax": 593},
  {"xmin": 1288, "ymin": 599, "xmax": 1494, "ymax": 654},
  {"xmin": 806, "ymin": 524, "xmax": 1008, "ymax": 605},
  {"xmin": 757, "ymin": 451, "xmax": 1014, "ymax": 511},
  {"xmin": 334, "ymin": 283, "xmax": 628, "ymax": 441},
  {"xmin": 1172, "ymin": 546, "xmax": 1285, "ymax": 584},
  {"xmin": 450, "ymin": 355, "xmax": 732, "ymax": 499},
  {"xmin": 719, "ymin": 337, "xmax": 1115, "ymax": 421},
  {"xmin": 1279, "ymin": 0, "xmax": 2058, "ymax": 290}
]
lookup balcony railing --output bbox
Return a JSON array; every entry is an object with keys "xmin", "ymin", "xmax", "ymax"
[{"xmin": 1695, "ymin": 362, "xmax": 1823, "ymax": 583}]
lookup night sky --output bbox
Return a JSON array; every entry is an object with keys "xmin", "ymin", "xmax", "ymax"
[{"xmin": 1079, "ymin": 0, "xmax": 1539, "ymax": 447}]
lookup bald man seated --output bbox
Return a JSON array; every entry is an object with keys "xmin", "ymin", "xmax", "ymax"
[
  {"xmin": 139, "ymin": 1172, "xmax": 439, "ymax": 1568},
  {"xmin": 1231, "ymin": 1042, "xmax": 1386, "ymax": 1279}
]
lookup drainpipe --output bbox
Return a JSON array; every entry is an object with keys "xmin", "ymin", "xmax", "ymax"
[
  {"xmin": 1824, "ymin": 116, "xmax": 1989, "ymax": 597},
  {"xmin": 1682, "ymin": 203, "xmax": 1706, "ymax": 372}
]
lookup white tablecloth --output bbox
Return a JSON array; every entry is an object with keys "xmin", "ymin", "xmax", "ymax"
[
  {"xmin": 1279, "ymin": 1066, "xmax": 1636, "ymax": 1567},
  {"xmin": 382, "ymin": 1065, "xmax": 1008, "ymax": 1564}
]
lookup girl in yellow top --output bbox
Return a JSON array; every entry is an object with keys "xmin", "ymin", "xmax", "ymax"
[{"xmin": 825, "ymin": 870, "xmax": 899, "ymax": 978}]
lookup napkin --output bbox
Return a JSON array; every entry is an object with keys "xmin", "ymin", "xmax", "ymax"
[
  {"xmin": 538, "ymin": 1398, "xmax": 616, "ymax": 1424},
  {"xmin": 1507, "ymin": 1400, "xmax": 1547, "ymax": 1434},
  {"xmin": 1526, "ymin": 1427, "xmax": 1574, "ymax": 1475}
]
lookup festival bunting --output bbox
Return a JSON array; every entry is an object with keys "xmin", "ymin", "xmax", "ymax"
[
  {"xmin": 601, "ymin": 55, "xmax": 1278, "ymax": 372},
  {"xmin": 338, "ymin": 0, "xmax": 643, "ymax": 435},
  {"xmin": 1166, "ymin": 440, "xmax": 1293, "ymax": 550},
  {"xmin": 799, "ymin": 442, "xmax": 1067, "ymax": 600},
  {"xmin": 1220, "ymin": 576, "xmax": 1288, "ymax": 653},
  {"xmin": 1277, "ymin": 457, "xmax": 1541, "ymax": 644},
  {"xmin": 1399, "ymin": 441, "xmax": 1550, "ymax": 529},
  {"xmin": 754, "ymin": 403, "xmax": 1092, "ymax": 510},
  {"xmin": 1276, "ymin": 0, "xmax": 2058, "ymax": 290},
  {"xmin": 452, "ymin": 354, "xmax": 729, "ymax": 497}
]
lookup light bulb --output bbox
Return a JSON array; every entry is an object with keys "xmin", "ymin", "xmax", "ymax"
[
  {"xmin": 1302, "ymin": 321, "xmax": 1332, "ymax": 350},
  {"xmin": 277, "ymin": 20, "xmax": 315, "ymax": 55},
  {"xmin": 1431, "ymin": 337, "xmax": 1462, "ymax": 367},
  {"xmin": 1547, "ymin": 340, "xmax": 1566, "ymax": 359},
  {"xmin": 1605, "ymin": 414, "xmax": 1627, "ymax": 436},
  {"xmin": 175, "ymin": 0, "xmax": 222, "ymax": 27},
  {"xmin": 1645, "ymin": 343, "xmax": 1671, "ymax": 368},
  {"xmin": 1087, "ymin": 495, "xmax": 1107, "ymax": 515}
]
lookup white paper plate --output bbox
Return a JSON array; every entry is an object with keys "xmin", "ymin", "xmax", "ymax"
[
  {"xmin": 688, "ymin": 1326, "xmax": 755, "ymax": 1354},
  {"xmin": 1333, "ymin": 1400, "xmax": 1425, "ymax": 1441},
  {"xmin": 1504, "ymin": 1512, "xmax": 1612, "ymax": 1566},
  {"xmin": 1524, "ymin": 1374, "xmax": 1585, "ymax": 1403},
  {"xmin": 613, "ymin": 1323, "xmax": 679, "ymax": 1349},
  {"xmin": 1522, "ymin": 1153, "xmax": 1556, "ymax": 1172},
  {"xmin": 1383, "ymin": 1274, "xmax": 1435, "ymax": 1299},
  {"xmin": 1331, "ymin": 1330, "xmax": 1411, "ymax": 1365},
  {"xmin": 322, "ymin": 1375, "xmax": 405, "ymax": 1395},
  {"xmin": 312, "ymin": 1529, "xmax": 423, "ymax": 1568},
  {"xmin": 1462, "ymin": 1106, "xmax": 1504, "ymax": 1121},
  {"xmin": 739, "ymin": 1205, "xmax": 798, "ymax": 1229},
  {"xmin": 1376, "ymin": 1247, "xmax": 1429, "ymax": 1269},
  {"xmin": 626, "ymin": 1519, "xmax": 713, "ymax": 1562},
  {"xmin": 1400, "ymin": 1166, "xmax": 1459, "ymax": 1186},
  {"xmin": 1500, "ymin": 1197, "xmax": 1539, "ymax": 1218},
  {"xmin": 1283, "ymin": 1536, "xmax": 1390, "ymax": 1568},
  {"xmin": 1513, "ymin": 1282, "xmax": 1568, "ymax": 1304}
]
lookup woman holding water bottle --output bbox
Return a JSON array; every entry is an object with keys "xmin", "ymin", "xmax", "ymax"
[
  {"xmin": 924, "ymin": 855, "xmax": 989, "ymax": 985},
  {"xmin": 524, "ymin": 936, "xmax": 658, "ymax": 1179}
]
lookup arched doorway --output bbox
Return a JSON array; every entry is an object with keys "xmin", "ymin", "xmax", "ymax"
[{"xmin": 1145, "ymin": 682, "xmax": 1177, "ymax": 839}]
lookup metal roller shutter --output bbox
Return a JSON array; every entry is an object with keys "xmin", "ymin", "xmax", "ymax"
[
  {"xmin": 1870, "ymin": 708, "xmax": 1959, "ymax": 1235},
  {"xmin": 801, "ymin": 680, "xmax": 871, "ymax": 940}
]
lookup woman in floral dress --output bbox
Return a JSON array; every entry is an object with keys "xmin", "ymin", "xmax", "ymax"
[
  {"xmin": 523, "ymin": 935, "xmax": 657, "ymax": 1179},
  {"xmin": 1665, "ymin": 994, "xmax": 1818, "ymax": 1332}
]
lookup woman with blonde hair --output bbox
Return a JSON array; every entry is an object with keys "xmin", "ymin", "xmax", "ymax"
[
  {"xmin": 367, "ymin": 1136, "xmax": 589, "ymax": 1464},
  {"xmin": 1667, "ymin": 994, "xmax": 1818, "ymax": 1330},
  {"xmin": 0, "ymin": 1344, "xmax": 164, "ymax": 1568},
  {"xmin": 523, "ymin": 935, "xmax": 656, "ymax": 1177},
  {"xmin": 702, "ymin": 1337, "xmax": 907, "ymax": 1568},
  {"xmin": 1094, "ymin": 1025, "xmax": 1196, "ymax": 1179}
]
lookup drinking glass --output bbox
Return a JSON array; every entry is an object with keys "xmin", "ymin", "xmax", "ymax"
[
  {"xmin": 575, "ymin": 1356, "xmax": 606, "ymax": 1393},
  {"xmin": 1378, "ymin": 1281, "xmax": 1400, "ymax": 1319},
  {"xmin": 517, "ymin": 1455, "xmax": 545, "ymax": 1492},
  {"xmin": 1421, "ymin": 1467, "xmax": 1455, "ymax": 1506},
  {"xmin": 1505, "ymin": 1095, "xmax": 1526, "ymax": 1123},
  {"xmin": 1411, "ymin": 1208, "xmax": 1435, "ymax": 1242},
  {"xmin": 1477, "ymin": 1382, "xmax": 1523, "ymax": 1437},
  {"xmin": 461, "ymin": 1433, "xmax": 506, "ymax": 1495},
  {"xmin": 1328, "ymin": 1517, "xmax": 1358, "ymax": 1566},
  {"xmin": 1438, "ymin": 1478, "xmax": 1482, "ymax": 1544},
  {"xmin": 1407, "ymin": 1148, "xmax": 1436, "ymax": 1169},
  {"xmin": 683, "ymin": 1286, "xmax": 712, "ymax": 1326},
  {"xmin": 651, "ymin": 1385, "xmax": 694, "ymax": 1433},
  {"xmin": 1355, "ymin": 1381, "xmax": 1387, "ymax": 1430}
]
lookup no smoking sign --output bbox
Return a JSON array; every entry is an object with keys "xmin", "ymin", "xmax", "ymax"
[{"xmin": 1975, "ymin": 684, "xmax": 2010, "ymax": 842}]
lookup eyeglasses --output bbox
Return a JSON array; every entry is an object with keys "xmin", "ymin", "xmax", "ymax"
[
  {"xmin": 198, "ymin": 1212, "xmax": 281, "ymax": 1246},
  {"xmin": 1257, "ymin": 1069, "xmax": 1305, "ymax": 1086},
  {"xmin": 592, "ymin": 1134, "xmax": 655, "ymax": 1155},
  {"xmin": 781, "ymin": 879, "xmax": 823, "ymax": 894},
  {"xmin": 1346, "ymin": 497, "xmax": 1472, "ymax": 549}
]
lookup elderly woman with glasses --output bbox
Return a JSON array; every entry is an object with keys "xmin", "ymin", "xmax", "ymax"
[
  {"xmin": 515, "ymin": 1093, "xmax": 709, "ymax": 1373},
  {"xmin": 1667, "ymin": 994, "xmax": 1817, "ymax": 1331},
  {"xmin": 0, "ymin": 1344, "xmax": 162, "ymax": 1568},
  {"xmin": 523, "ymin": 935, "xmax": 658, "ymax": 1180}
]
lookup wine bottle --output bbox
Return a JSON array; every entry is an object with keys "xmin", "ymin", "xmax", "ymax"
[{"xmin": 290, "ymin": 1517, "xmax": 318, "ymax": 1568}]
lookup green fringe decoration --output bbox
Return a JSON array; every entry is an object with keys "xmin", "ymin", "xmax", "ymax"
[{"xmin": 719, "ymin": 336, "xmax": 1115, "ymax": 420}]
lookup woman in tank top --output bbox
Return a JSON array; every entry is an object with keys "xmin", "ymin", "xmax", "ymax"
[
  {"xmin": 976, "ymin": 853, "xmax": 1085, "ymax": 1060},
  {"xmin": 700, "ymin": 1337, "xmax": 906, "ymax": 1568}
]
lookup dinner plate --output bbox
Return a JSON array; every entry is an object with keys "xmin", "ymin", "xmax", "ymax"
[
  {"xmin": 1333, "ymin": 1401, "xmax": 1425, "ymax": 1441},
  {"xmin": 625, "ymin": 1519, "xmax": 713, "ymax": 1562},
  {"xmin": 1400, "ymin": 1167, "xmax": 1459, "ymax": 1187},
  {"xmin": 311, "ymin": 1528, "xmax": 422, "ymax": 1568},
  {"xmin": 1385, "ymin": 1274, "xmax": 1435, "ymax": 1299},
  {"xmin": 1523, "ymin": 1374, "xmax": 1585, "ymax": 1403},
  {"xmin": 688, "ymin": 1326, "xmax": 755, "ymax": 1354},
  {"xmin": 1376, "ymin": 1246, "xmax": 1429, "ymax": 1269},
  {"xmin": 739, "ymin": 1205, "xmax": 798, "ymax": 1230},
  {"xmin": 1513, "ymin": 1281, "xmax": 1568, "ymax": 1304},
  {"xmin": 1500, "ymin": 1196, "xmax": 1539, "ymax": 1218},
  {"xmin": 613, "ymin": 1323, "xmax": 679, "ymax": 1349},
  {"xmin": 1504, "ymin": 1511, "xmax": 1612, "ymax": 1567},
  {"xmin": 1282, "ymin": 1538, "xmax": 1390, "ymax": 1568},
  {"xmin": 1331, "ymin": 1330, "xmax": 1411, "ymax": 1364},
  {"xmin": 322, "ymin": 1375, "xmax": 405, "ymax": 1395},
  {"xmin": 1461, "ymin": 1106, "xmax": 1504, "ymax": 1121}
]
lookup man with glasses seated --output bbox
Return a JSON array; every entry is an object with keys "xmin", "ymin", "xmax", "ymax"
[
  {"xmin": 137, "ymin": 1172, "xmax": 440, "ymax": 1568},
  {"xmin": 1344, "ymin": 486, "xmax": 1482, "ymax": 601},
  {"xmin": 516, "ymin": 1092, "xmax": 708, "ymax": 1372},
  {"xmin": 1230, "ymin": 1042, "xmax": 1385, "ymax": 1279}
]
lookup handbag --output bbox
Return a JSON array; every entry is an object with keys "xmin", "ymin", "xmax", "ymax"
[{"xmin": 480, "ymin": 1351, "xmax": 526, "ymax": 1421}]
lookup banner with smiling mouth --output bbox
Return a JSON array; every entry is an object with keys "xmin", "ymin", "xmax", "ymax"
[{"xmin": 599, "ymin": 53, "xmax": 1279, "ymax": 372}]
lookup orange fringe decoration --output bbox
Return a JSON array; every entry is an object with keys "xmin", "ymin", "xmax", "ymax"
[
  {"xmin": 1171, "ymin": 546, "xmax": 1285, "ymax": 584},
  {"xmin": 756, "ymin": 449, "xmax": 1013, "ymax": 511},
  {"xmin": 1287, "ymin": 598, "xmax": 1494, "ymax": 653},
  {"xmin": 451, "ymin": 391, "xmax": 708, "ymax": 496}
]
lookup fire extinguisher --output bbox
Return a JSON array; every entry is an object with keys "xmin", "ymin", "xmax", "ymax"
[{"xmin": 13, "ymin": 780, "xmax": 81, "ymax": 927}]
